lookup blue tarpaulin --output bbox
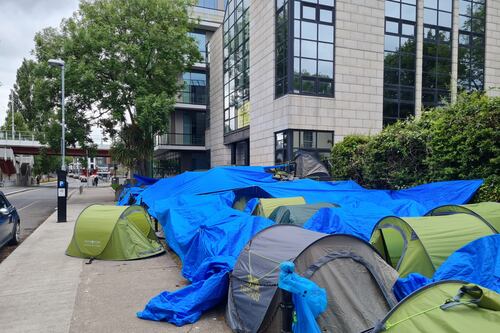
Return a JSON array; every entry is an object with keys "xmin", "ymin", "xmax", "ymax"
[
  {"xmin": 394, "ymin": 235, "xmax": 500, "ymax": 300},
  {"xmin": 279, "ymin": 262, "xmax": 327, "ymax": 333},
  {"xmin": 137, "ymin": 192, "xmax": 274, "ymax": 326},
  {"xmin": 132, "ymin": 166, "xmax": 483, "ymax": 326},
  {"xmin": 299, "ymin": 180, "xmax": 484, "ymax": 240}
]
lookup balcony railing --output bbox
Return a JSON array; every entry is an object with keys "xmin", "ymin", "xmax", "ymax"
[{"xmin": 155, "ymin": 133, "xmax": 205, "ymax": 147}]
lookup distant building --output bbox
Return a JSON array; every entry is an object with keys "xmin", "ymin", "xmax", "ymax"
[{"xmin": 154, "ymin": 0, "xmax": 500, "ymax": 174}]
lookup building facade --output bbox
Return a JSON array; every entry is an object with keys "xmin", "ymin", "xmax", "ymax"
[{"xmin": 154, "ymin": 0, "xmax": 500, "ymax": 174}]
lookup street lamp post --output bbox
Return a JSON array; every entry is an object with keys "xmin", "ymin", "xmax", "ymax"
[
  {"xmin": 10, "ymin": 90, "xmax": 15, "ymax": 139},
  {"xmin": 48, "ymin": 58, "xmax": 67, "ymax": 223}
]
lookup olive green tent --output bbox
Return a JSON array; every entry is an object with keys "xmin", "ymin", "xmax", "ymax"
[
  {"xmin": 372, "ymin": 282, "xmax": 500, "ymax": 333},
  {"xmin": 269, "ymin": 202, "xmax": 338, "ymax": 226},
  {"xmin": 251, "ymin": 196, "xmax": 306, "ymax": 218},
  {"xmin": 427, "ymin": 202, "xmax": 500, "ymax": 233},
  {"xmin": 66, "ymin": 205, "xmax": 164, "ymax": 260},
  {"xmin": 370, "ymin": 214, "xmax": 495, "ymax": 277}
]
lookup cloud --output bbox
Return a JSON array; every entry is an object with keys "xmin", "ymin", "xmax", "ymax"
[{"xmin": 0, "ymin": 0, "xmax": 80, "ymax": 126}]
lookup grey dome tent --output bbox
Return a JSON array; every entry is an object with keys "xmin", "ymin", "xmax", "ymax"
[
  {"xmin": 293, "ymin": 150, "xmax": 330, "ymax": 180},
  {"xmin": 269, "ymin": 202, "xmax": 339, "ymax": 226},
  {"xmin": 226, "ymin": 225, "xmax": 399, "ymax": 333}
]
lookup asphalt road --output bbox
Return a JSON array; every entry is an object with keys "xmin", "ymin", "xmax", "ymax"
[{"xmin": 0, "ymin": 178, "xmax": 84, "ymax": 263}]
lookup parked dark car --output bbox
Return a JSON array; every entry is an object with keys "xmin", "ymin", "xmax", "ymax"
[{"xmin": 0, "ymin": 192, "xmax": 20, "ymax": 249}]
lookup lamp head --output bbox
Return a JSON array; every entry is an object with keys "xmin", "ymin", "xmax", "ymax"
[{"xmin": 48, "ymin": 59, "xmax": 65, "ymax": 67}]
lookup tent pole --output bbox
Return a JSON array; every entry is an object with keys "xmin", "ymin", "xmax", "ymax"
[{"xmin": 281, "ymin": 291, "xmax": 293, "ymax": 333}]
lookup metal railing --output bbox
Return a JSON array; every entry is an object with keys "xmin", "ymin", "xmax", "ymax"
[
  {"xmin": 0, "ymin": 130, "xmax": 42, "ymax": 142},
  {"xmin": 155, "ymin": 133, "xmax": 205, "ymax": 147}
]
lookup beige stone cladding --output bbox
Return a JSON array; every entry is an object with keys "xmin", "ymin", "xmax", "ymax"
[
  {"xmin": 485, "ymin": 0, "xmax": 500, "ymax": 96},
  {"xmin": 248, "ymin": 0, "xmax": 386, "ymax": 166},
  {"xmin": 206, "ymin": 27, "xmax": 232, "ymax": 166}
]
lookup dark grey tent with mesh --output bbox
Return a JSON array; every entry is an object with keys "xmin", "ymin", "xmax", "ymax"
[
  {"xmin": 226, "ymin": 225, "xmax": 399, "ymax": 333},
  {"xmin": 269, "ymin": 202, "xmax": 339, "ymax": 226},
  {"xmin": 293, "ymin": 150, "xmax": 330, "ymax": 180}
]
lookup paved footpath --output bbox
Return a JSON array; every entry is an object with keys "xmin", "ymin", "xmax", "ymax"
[{"xmin": 0, "ymin": 186, "xmax": 230, "ymax": 333}]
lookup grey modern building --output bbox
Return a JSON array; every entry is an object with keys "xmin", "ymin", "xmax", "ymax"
[{"xmin": 154, "ymin": 0, "xmax": 500, "ymax": 175}]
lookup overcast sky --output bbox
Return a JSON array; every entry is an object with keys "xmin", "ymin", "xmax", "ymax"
[{"xmin": 0, "ymin": 0, "xmax": 80, "ymax": 129}]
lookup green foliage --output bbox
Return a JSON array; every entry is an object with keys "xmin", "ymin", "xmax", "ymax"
[
  {"xmin": 33, "ymin": 149, "xmax": 60, "ymax": 175},
  {"xmin": 329, "ymin": 92, "xmax": 499, "ymax": 201},
  {"xmin": 1, "ymin": 110, "xmax": 29, "ymax": 133},
  {"xmin": 12, "ymin": 0, "xmax": 200, "ymax": 174},
  {"xmin": 362, "ymin": 119, "xmax": 429, "ymax": 189},
  {"xmin": 330, "ymin": 135, "xmax": 370, "ymax": 184}
]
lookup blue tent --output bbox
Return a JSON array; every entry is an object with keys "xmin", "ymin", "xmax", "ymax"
[
  {"xmin": 394, "ymin": 235, "xmax": 500, "ymax": 300},
  {"xmin": 137, "ymin": 192, "xmax": 274, "ymax": 326}
]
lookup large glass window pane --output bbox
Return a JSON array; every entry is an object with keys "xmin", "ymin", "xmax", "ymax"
[
  {"xmin": 318, "ymin": 42, "xmax": 334, "ymax": 60},
  {"xmin": 320, "ymin": 9, "xmax": 333, "ymax": 23},
  {"xmin": 401, "ymin": 4, "xmax": 416, "ymax": 21},
  {"xmin": 386, "ymin": 1, "xmax": 400, "ymax": 18},
  {"xmin": 318, "ymin": 61, "xmax": 333, "ymax": 79},
  {"xmin": 303, "ymin": 5, "xmax": 316, "ymax": 20},
  {"xmin": 301, "ymin": 58, "xmax": 317, "ymax": 75},
  {"xmin": 318, "ymin": 24, "xmax": 333, "ymax": 42},
  {"xmin": 301, "ymin": 21, "xmax": 318, "ymax": 40},
  {"xmin": 438, "ymin": 12, "xmax": 452, "ymax": 28},
  {"xmin": 301, "ymin": 40, "xmax": 317, "ymax": 58}
]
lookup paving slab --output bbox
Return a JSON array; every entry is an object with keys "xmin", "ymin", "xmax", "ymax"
[{"xmin": 0, "ymin": 186, "xmax": 231, "ymax": 332}]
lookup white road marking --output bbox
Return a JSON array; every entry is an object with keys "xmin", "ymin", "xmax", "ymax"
[
  {"xmin": 5, "ymin": 188, "xmax": 43, "ymax": 197},
  {"xmin": 17, "ymin": 200, "xmax": 41, "ymax": 212}
]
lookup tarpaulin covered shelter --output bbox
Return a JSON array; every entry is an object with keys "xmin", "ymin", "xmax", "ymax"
[
  {"xmin": 293, "ymin": 150, "xmax": 330, "ymax": 180},
  {"xmin": 137, "ymin": 193, "xmax": 274, "ymax": 326},
  {"xmin": 249, "ymin": 196, "xmax": 306, "ymax": 217},
  {"xmin": 269, "ymin": 202, "xmax": 338, "ymax": 226},
  {"xmin": 66, "ymin": 205, "xmax": 164, "ymax": 260},
  {"xmin": 227, "ymin": 225, "xmax": 399, "ymax": 333},
  {"xmin": 370, "ymin": 214, "xmax": 496, "ymax": 277},
  {"xmin": 136, "ymin": 166, "xmax": 277, "ymax": 216},
  {"xmin": 394, "ymin": 235, "xmax": 500, "ymax": 300},
  {"xmin": 371, "ymin": 282, "xmax": 500, "ymax": 333},
  {"xmin": 426, "ymin": 202, "xmax": 500, "ymax": 232}
]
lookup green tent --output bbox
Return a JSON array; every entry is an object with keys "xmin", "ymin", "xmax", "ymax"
[
  {"xmin": 372, "ymin": 282, "xmax": 500, "ymax": 333},
  {"xmin": 370, "ymin": 214, "xmax": 495, "ymax": 277},
  {"xmin": 427, "ymin": 202, "xmax": 500, "ymax": 233},
  {"xmin": 66, "ymin": 205, "xmax": 164, "ymax": 260},
  {"xmin": 252, "ymin": 196, "xmax": 306, "ymax": 218},
  {"xmin": 269, "ymin": 202, "xmax": 338, "ymax": 226}
]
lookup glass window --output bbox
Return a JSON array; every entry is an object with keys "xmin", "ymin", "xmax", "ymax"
[
  {"xmin": 224, "ymin": 0, "xmax": 251, "ymax": 133},
  {"xmin": 180, "ymin": 71, "xmax": 207, "ymax": 105},
  {"xmin": 383, "ymin": 0, "xmax": 417, "ymax": 125},
  {"xmin": 275, "ymin": 129, "xmax": 334, "ymax": 164},
  {"xmin": 281, "ymin": 0, "xmax": 335, "ymax": 97},
  {"xmin": 421, "ymin": 0, "xmax": 453, "ymax": 108},
  {"xmin": 458, "ymin": 0, "xmax": 486, "ymax": 92}
]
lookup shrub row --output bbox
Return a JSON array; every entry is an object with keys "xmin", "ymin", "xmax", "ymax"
[{"xmin": 329, "ymin": 92, "xmax": 500, "ymax": 202}]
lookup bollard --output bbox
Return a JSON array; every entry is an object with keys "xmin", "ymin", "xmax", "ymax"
[{"xmin": 79, "ymin": 185, "xmax": 83, "ymax": 194}]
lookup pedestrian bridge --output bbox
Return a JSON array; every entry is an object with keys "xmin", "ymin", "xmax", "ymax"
[{"xmin": 0, "ymin": 131, "xmax": 111, "ymax": 157}]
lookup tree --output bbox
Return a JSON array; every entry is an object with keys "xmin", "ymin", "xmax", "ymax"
[{"xmin": 15, "ymin": 0, "xmax": 200, "ymax": 175}]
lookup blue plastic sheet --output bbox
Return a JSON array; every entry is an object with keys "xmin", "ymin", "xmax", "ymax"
[
  {"xmin": 133, "ymin": 174, "xmax": 159, "ymax": 186},
  {"xmin": 137, "ymin": 193, "xmax": 274, "ymax": 326},
  {"xmin": 116, "ymin": 186, "xmax": 144, "ymax": 206},
  {"xmin": 279, "ymin": 262, "xmax": 327, "ymax": 333},
  {"xmin": 394, "ymin": 235, "xmax": 500, "ymax": 300},
  {"xmin": 299, "ymin": 179, "xmax": 484, "ymax": 240},
  {"xmin": 133, "ymin": 166, "xmax": 483, "ymax": 326},
  {"xmin": 137, "ymin": 166, "xmax": 276, "ymax": 210}
]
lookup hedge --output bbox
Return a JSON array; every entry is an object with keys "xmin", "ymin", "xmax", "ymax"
[{"xmin": 329, "ymin": 92, "xmax": 499, "ymax": 202}]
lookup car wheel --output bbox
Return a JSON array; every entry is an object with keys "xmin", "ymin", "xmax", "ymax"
[{"xmin": 8, "ymin": 220, "xmax": 20, "ymax": 245}]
